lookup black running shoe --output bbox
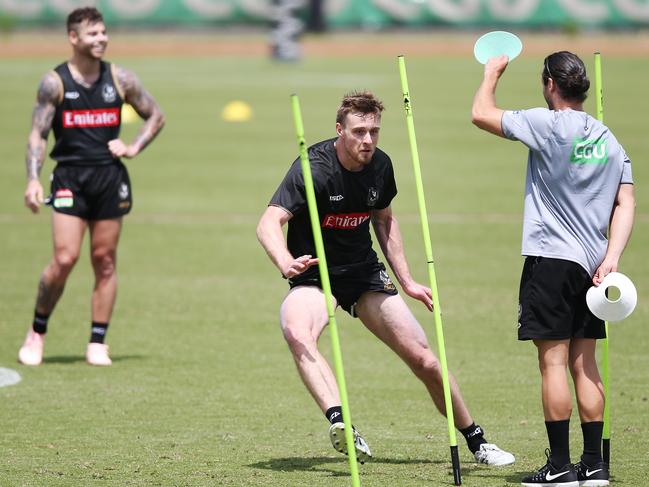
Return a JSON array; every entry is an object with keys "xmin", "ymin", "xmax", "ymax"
[
  {"xmin": 574, "ymin": 459, "xmax": 609, "ymax": 486},
  {"xmin": 521, "ymin": 449, "xmax": 578, "ymax": 487}
]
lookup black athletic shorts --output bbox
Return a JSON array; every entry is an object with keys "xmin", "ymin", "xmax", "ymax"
[
  {"xmin": 518, "ymin": 256, "xmax": 605, "ymax": 341},
  {"xmin": 49, "ymin": 162, "xmax": 132, "ymax": 220},
  {"xmin": 288, "ymin": 261, "xmax": 398, "ymax": 317}
]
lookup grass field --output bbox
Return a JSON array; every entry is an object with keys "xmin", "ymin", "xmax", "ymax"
[{"xmin": 1, "ymin": 32, "xmax": 647, "ymax": 486}]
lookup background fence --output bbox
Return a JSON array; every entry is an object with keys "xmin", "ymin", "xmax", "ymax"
[{"xmin": 1, "ymin": 0, "xmax": 649, "ymax": 28}]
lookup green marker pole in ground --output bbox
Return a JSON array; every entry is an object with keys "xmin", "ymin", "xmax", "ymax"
[
  {"xmin": 594, "ymin": 51, "xmax": 611, "ymax": 466},
  {"xmin": 290, "ymin": 94, "xmax": 361, "ymax": 487},
  {"xmin": 397, "ymin": 55, "xmax": 461, "ymax": 486}
]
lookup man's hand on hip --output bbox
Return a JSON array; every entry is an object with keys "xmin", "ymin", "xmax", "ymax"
[{"xmin": 108, "ymin": 139, "xmax": 138, "ymax": 159}]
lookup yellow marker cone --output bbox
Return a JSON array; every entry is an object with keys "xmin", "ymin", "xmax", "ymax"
[
  {"xmin": 222, "ymin": 100, "xmax": 252, "ymax": 122},
  {"xmin": 121, "ymin": 104, "xmax": 139, "ymax": 124}
]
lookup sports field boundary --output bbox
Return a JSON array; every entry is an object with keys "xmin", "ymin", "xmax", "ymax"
[{"xmin": 2, "ymin": 30, "xmax": 649, "ymax": 58}]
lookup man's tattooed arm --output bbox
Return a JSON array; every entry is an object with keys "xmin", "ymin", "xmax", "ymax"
[
  {"xmin": 116, "ymin": 66, "xmax": 165, "ymax": 156},
  {"xmin": 26, "ymin": 72, "xmax": 60, "ymax": 181}
]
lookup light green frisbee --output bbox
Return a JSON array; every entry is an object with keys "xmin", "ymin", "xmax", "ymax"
[{"xmin": 474, "ymin": 31, "xmax": 522, "ymax": 64}]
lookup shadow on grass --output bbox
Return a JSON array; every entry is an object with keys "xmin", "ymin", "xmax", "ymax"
[
  {"xmin": 249, "ymin": 457, "xmax": 534, "ymax": 484},
  {"xmin": 467, "ymin": 470, "xmax": 539, "ymax": 485},
  {"xmin": 43, "ymin": 354, "xmax": 144, "ymax": 364},
  {"xmin": 248, "ymin": 456, "xmax": 445, "ymax": 476}
]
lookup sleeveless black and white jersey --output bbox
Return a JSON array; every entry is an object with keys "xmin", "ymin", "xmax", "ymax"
[{"xmin": 50, "ymin": 61, "xmax": 123, "ymax": 165}]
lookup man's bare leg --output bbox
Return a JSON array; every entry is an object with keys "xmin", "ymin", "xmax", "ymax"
[
  {"xmin": 85, "ymin": 218, "xmax": 122, "ymax": 366},
  {"xmin": 89, "ymin": 218, "xmax": 122, "ymax": 323},
  {"xmin": 19, "ymin": 212, "xmax": 86, "ymax": 365},
  {"xmin": 280, "ymin": 286, "xmax": 340, "ymax": 412},
  {"xmin": 355, "ymin": 292, "xmax": 515, "ymax": 465},
  {"xmin": 355, "ymin": 292, "xmax": 472, "ymax": 427}
]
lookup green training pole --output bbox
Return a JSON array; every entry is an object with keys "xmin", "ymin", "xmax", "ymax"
[
  {"xmin": 397, "ymin": 55, "xmax": 461, "ymax": 486},
  {"xmin": 594, "ymin": 51, "xmax": 611, "ymax": 466},
  {"xmin": 290, "ymin": 94, "xmax": 361, "ymax": 487}
]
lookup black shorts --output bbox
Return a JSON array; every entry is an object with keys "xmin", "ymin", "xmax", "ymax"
[
  {"xmin": 288, "ymin": 261, "xmax": 398, "ymax": 317},
  {"xmin": 49, "ymin": 162, "xmax": 132, "ymax": 220},
  {"xmin": 518, "ymin": 256, "xmax": 605, "ymax": 341}
]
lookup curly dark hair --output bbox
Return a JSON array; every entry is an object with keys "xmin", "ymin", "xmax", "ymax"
[
  {"xmin": 336, "ymin": 90, "xmax": 385, "ymax": 126},
  {"xmin": 67, "ymin": 7, "xmax": 104, "ymax": 33}
]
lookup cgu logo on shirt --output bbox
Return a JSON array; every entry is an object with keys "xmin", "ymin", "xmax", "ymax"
[
  {"xmin": 322, "ymin": 212, "xmax": 370, "ymax": 230},
  {"xmin": 570, "ymin": 137, "xmax": 608, "ymax": 165}
]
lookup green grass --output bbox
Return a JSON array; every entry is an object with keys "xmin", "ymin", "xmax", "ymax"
[{"xmin": 1, "ymin": 41, "xmax": 647, "ymax": 486}]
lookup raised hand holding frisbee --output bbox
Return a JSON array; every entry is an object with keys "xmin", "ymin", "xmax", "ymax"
[{"xmin": 474, "ymin": 31, "xmax": 522, "ymax": 64}]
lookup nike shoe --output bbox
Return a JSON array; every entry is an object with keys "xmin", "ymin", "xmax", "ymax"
[
  {"xmin": 86, "ymin": 343, "xmax": 112, "ymax": 366},
  {"xmin": 328, "ymin": 422, "xmax": 372, "ymax": 464},
  {"xmin": 521, "ymin": 449, "xmax": 578, "ymax": 487},
  {"xmin": 574, "ymin": 459, "xmax": 609, "ymax": 486},
  {"xmin": 474, "ymin": 443, "xmax": 516, "ymax": 466},
  {"xmin": 18, "ymin": 329, "xmax": 45, "ymax": 366}
]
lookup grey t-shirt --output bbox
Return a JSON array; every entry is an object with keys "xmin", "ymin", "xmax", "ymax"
[{"xmin": 501, "ymin": 108, "xmax": 633, "ymax": 276}]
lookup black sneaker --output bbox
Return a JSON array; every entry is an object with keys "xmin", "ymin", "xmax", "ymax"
[
  {"xmin": 574, "ymin": 459, "xmax": 609, "ymax": 486},
  {"xmin": 521, "ymin": 449, "xmax": 578, "ymax": 486}
]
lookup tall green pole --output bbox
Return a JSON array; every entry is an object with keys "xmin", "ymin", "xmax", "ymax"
[
  {"xmin": 290, "ymin": 94, "xmax": 361, "ymax": 487},
  {"xmin": 594, "ymin": 52, "xmax": 611, "ymax": 466},
  {"xmin": 397, "ymin": 55, "xmax": 461, "ymax": 485}
]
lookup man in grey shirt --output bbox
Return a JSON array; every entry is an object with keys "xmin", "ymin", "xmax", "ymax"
[{"xmin": 472, "ymin": 51, "xmax": 635, "ymax": 487}]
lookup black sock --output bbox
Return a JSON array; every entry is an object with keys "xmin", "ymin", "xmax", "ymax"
[
  {"xmin": 32, "ymin": 310, "xmax": 50, "ymax": 334},
  {"xmin": 460, "ymin": 423, "xmax": 487, "ymax": 454},
  {"xmin": 325, "ymin": 406, "xmax": 343, "ymax": 425},
  {"xmin": 581, "ymin": 421, "xmax": 604, "ymax": 466},
  {"xmin": 546, "ymin": 420, "xmax": 571, "ymax": 467},
  {"xmin": 90, "ymin": 322, "xmax": 109, "ymax": 344}
]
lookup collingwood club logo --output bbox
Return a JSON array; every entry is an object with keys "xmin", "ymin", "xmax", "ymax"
[
  {"xmin": 102, "ymin": 84, "xmax": 117, "ymax": 103},
  {"xmin": 367, "ymin": 187, "xmax": 378, "ymax": 207},
  {"xmin": 379, "ymin": 269, "xmax": 396, "ymax": 291},
  {"xmin": 118, "ymin": 182, "xmax": 129, "ymax": 200}
]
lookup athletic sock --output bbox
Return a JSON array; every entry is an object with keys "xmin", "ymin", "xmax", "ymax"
[
  {"xmin": 90, "ymin": 322, "xmax": 109, "ymax": 344},
  {"xmin": 581, "ymin": 421, "xmax": 604, "ymax": 466},
  {"xmin": 32, "ymin": 310, "xmax": 50, "ymax": 334},
  {"xmin": 545, "ymin": 419, "xmax": 571, "ymax": 467},
  {"xmin": 325, "ymin": 406, "xmax": 343, "ymax": 425},
  {"xmin": 459, "ymin": 423, "xmax": 487, "ymax": 454}
]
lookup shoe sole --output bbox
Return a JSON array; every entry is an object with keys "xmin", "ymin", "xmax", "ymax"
[
  {"xmin": 86, "ymin": 359, "xmax": 112, "ymax": 366},
  {"xmin": 579, "ymin": 481, "xmax": 609, "ymax": 487},
  {"xmin": 18, "ymin": 359, "xmax": 41, "ymax": 366},
  {"xmin": 329, "ymin": 424, "xmax": 370, "ymax": 464},
  {"xmin": 521, "ymin": 482, "xmax": 579, "ymax": 487},
  {"xmin": 477, "ymin": 456, "xmax": 516, "ymax": 466}
]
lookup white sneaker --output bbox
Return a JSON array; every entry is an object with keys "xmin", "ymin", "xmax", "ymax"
[
  {"xmin": 86, "ymin": 343, "xmax": 112, "ymax": 366},
  {"xmin": 18, "ymin": 329, "xmax": 45, "ymax": 366},
  {"xmin": 329, "ymin": 422, "xmax": 372, "ymax": 464},
  {"xmin": 474, "ymin": 443, "xmax": 516, "ymax": 466}
]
